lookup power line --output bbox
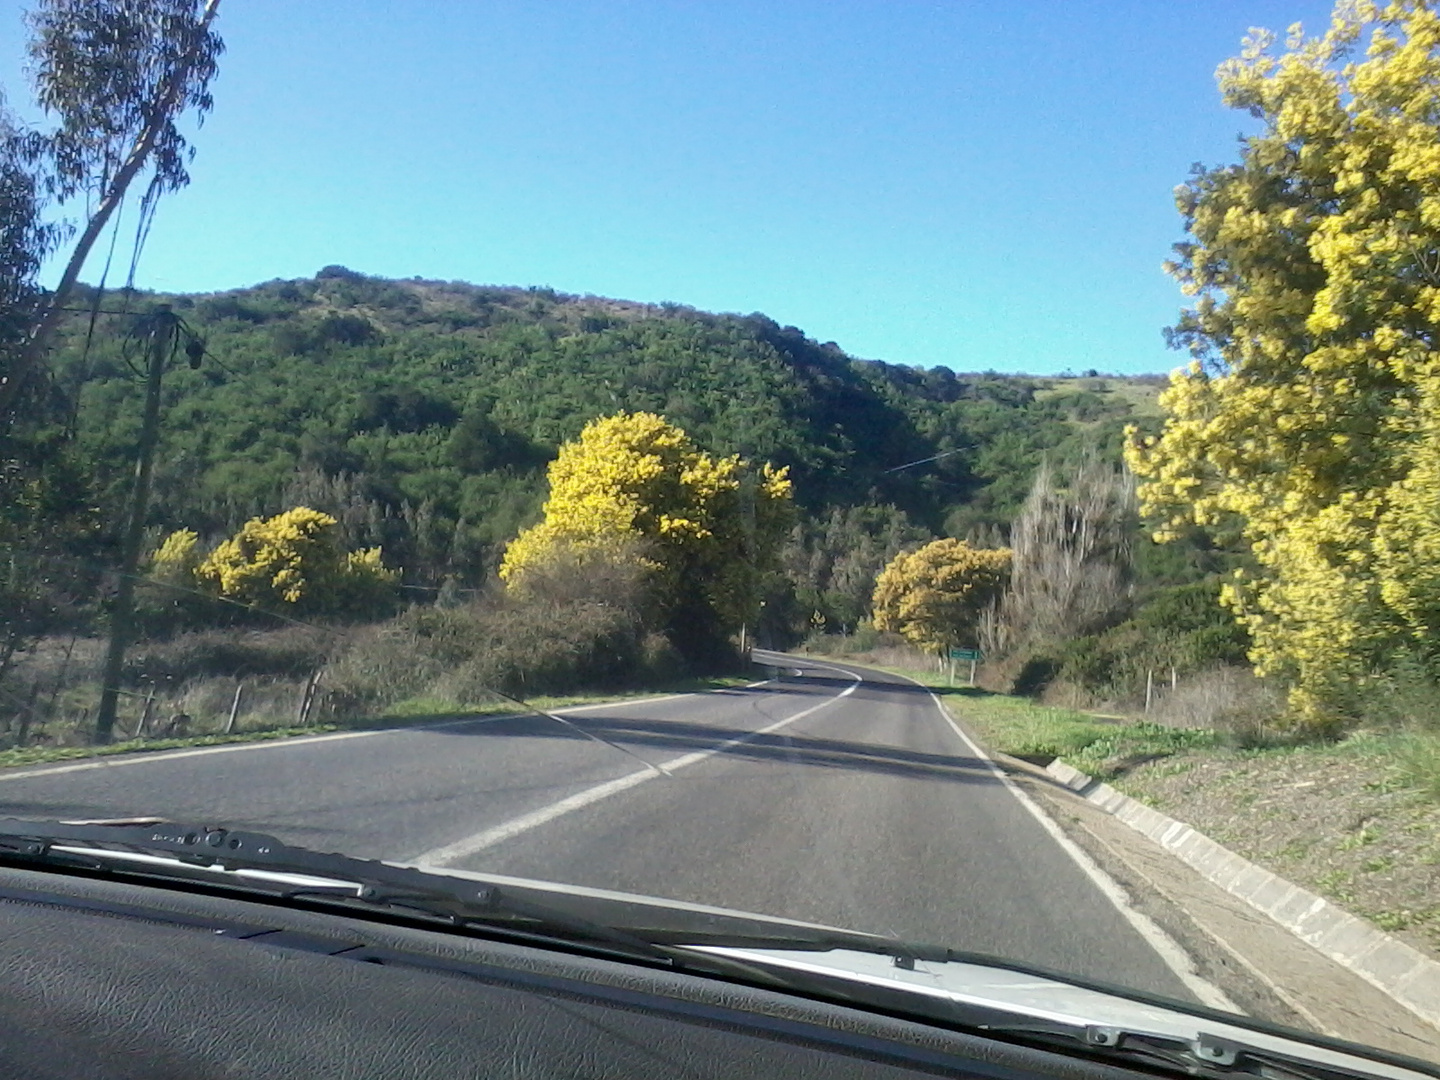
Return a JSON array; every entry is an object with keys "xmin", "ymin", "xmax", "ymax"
[
  {"xmin": 882, "ymin": 447, "xmax": 968, "ymax": 473},
  {"xmin": 52, "ymin": 306, "xmax": 170, "ymax": 315}
]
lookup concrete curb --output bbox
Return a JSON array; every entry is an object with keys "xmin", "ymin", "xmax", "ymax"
[{"xmin": 1045, "ymin": 759, "xmax": 1440, "ymax": 1033}]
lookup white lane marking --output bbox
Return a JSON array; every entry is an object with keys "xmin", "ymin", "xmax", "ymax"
[
  {"xmin": 855, "ymin": 661, "xmax": 1241, "ymax": 1015},
  {"xmin": 0, "ymin": 681, "xmax": 778, "ymax": 784},
  {"xmin": 411, "ymin": 668, "xmax": 861, "ymax": 868},
  {"xmin": 0, "ymin": 725, "xmax": 455, "ymax": 782}
]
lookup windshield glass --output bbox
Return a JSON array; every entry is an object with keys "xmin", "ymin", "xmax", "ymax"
[{"xmin": 2, "ymin": 0, "xmax": 1439, "ymax": 1069}]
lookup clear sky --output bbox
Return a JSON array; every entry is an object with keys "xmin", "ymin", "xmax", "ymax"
[{"xmin": 0, "ymin": 1, "xmax": 1337, "ymax": 374}]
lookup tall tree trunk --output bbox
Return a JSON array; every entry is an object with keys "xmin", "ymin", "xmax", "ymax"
[{"xmin": 94, "ymin": 311, "xmax": 173, "ymax": 743}]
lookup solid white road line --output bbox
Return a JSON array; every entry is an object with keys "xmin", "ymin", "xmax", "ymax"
[
  {"xmin": 869, "ymin": 661, "xmax": 1242, "ymax": 1015},
  {"xmin": 0, "ymin": 681, "xmax": 779, "ymax": 784},
  {"xmin": 411, "ymin": 667, "xmax": 861, "ymax": 868}
]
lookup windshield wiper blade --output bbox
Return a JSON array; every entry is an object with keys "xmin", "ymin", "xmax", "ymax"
[
  {"xmin": 0, "ymin": 816, "xmax": 921, "ymax": 953},
  {"xmin": 0, "ymin": 818, "xmax": 840, "ymax": 992},
  {"xmin": 0, "ymin": 821, "xmax": 1422, "ymax": 1080},
  {"xmin": 0, "ymin": 818, "xmax": 695, "ymax": 962}
]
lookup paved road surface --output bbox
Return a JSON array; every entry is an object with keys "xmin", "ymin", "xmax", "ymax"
[{"xmin": 0, "ymin": 651, "xmax": 1208, "ymax": 1003}]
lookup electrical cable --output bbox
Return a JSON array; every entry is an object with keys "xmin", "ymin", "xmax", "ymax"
[{"xmin": 882, "ymin": 447, "xmax": 969, "ymax": 473}]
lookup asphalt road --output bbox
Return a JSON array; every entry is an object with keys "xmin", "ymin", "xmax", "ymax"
[{"xmin": 0, "ymin": 651, "xmax": 1207, "ymax": 1003}]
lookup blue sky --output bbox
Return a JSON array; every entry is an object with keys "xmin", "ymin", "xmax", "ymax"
[{"xmin": 1, "ymin": 1, "xmax": 1336, "ymax": 374}]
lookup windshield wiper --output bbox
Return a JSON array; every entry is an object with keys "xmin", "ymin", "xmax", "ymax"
[
  {"xmin": 0, "ymin": 818, "xmax": 829, "ymax": 988},
  {"xmin": 0, "ymin": 817, "xmax": 914, "ymax": 953},
  {"xmin": 0, "ymin": 818, "xmax": 696, "ymax": 961},
  {"xmin": 0, "ymin": 820, "xmax": 1423, "ymax": 1080}
]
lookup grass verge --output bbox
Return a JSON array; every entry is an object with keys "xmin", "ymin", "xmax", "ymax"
[
  {"xmin": 858, "ymin": 660, "xmax": 1440, "ymax": 961},
  {"xmin": 870, "ymin": 663, "xmax": 1216, "ymax": 779},
  {"xmin": 0, "ymin": 673, "xmax": 759, "ymax": 771}
]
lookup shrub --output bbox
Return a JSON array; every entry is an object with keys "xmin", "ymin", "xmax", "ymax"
[
  {"xmin": 638, "ymin": 632, "xmax": 687, "ymax": 683},
  {"xmin": 1011, "ymin": 653, "xmax": 1061, "ymax": 698},
  {"xmin": 122, "ymin": 625, "xmax": 334, "ymax": 688},
  {"xmin": 194, "ymin": 508, "xmax": 398, "ymax": 619},
  {"xmin": 1150, "ymin": 665, "xmax": 1285, "ymax": 740},
  {"xmin": 323, "ymin": 578, "xmax": 655, "ymax": 714},
  {"xmin": 1051, "ymin": 582, "xmax": 1252, "ymax": 702},
  {"xmin": 320, "ymin": 623, "xmax": 445, "ymax": 719},
  {"xmin": 448, "ymin": 596, "xmax": 644, "ymax": 699},
  {"xmin": 1360, "ymin": 651, "xmax": 1440, "ymax": 733}
]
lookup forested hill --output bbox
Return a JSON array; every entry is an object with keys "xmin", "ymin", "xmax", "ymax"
[{"xmin": 53, "ymin": 266, "xmax": 1168, "ymax": 624}]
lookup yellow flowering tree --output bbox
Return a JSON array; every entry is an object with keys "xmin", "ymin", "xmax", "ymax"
[
  {"xmin": 150, "ymin": 528, "xmax": 201, "ymax": 585},
  {"xmin": 1128, "ymin": 1, "xmax": 1440, "ymax": 727},
  {"xmin": 500, "ymin": 412, "xmax": 793, "ymax": 658},
  {"xmin": 181, "ymin": 507, "xmax": 397, "ymax": 617},
  {"xmin": 872, "ymin": 539, "xmax": 1011, "ymax": 654}
]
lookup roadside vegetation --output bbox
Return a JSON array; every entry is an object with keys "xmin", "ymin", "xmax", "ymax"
[
  {"xmin": 806, "ymin": 636, "xmax": 1440, "ymax": 961},
  {"xmin": 1, "ymin": 610, "xmax": 755, "ymax": 768},
  {"xmin": 1, "ymin": 0, "xmax": 1173, "ymax": 760},
  {"xmin": 0, "ymin": 412, "xmax": 783, "ymax": 758},
  {"xmin": 6, "ymin": 0, "xmax": 1440, "ymax": 947},
  {"xmin": 823, "ymin": 3, "xmax": 1440, "ymax": 823}
]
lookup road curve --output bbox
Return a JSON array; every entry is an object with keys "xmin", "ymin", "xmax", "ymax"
[{"xmin": 0, "ymin": 651, "xmax": 1208, "ymax": 1003}]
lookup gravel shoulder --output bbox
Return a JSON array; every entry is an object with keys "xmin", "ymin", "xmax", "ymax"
[{"xmin": 1114, "ymin": 737, "xmax": 1440, "ymax": 964}]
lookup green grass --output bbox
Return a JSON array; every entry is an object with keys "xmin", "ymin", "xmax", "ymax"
[
  {"xmin": 871, "ymin": 663, "xmax": 1440, "ymax": 804},
  {"xmin": 1337, "ymin": 826, "xmax": 1381, "ymax": 851},
  {"xmin": 0, "ymin": 673, "xmax": 759, "ymax": 770},
  {"xmin": 1031, "ymin": 375, "xmax": 1164, "ymax": 419},
  {"xmin": 1107, "ymin": 379, "xmax": 1165, "ymax": 418},
  {"xmin": 1396, "ymin": 731, "xmax": 1440, "ymax": 801},
  {"xmin": 874, "ymin": 664, "xmax": 1216, "ymax": 780},
  {"xmin": 0, "ymin": 725, "xmax": 340, "ymax": 769}
]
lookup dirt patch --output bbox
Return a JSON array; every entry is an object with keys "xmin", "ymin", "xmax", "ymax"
[{"xmin": 1117, "ymin": 737, "xmax": 1440, "ymax": 963}]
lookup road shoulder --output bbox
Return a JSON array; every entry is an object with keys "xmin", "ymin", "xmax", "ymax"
[{"xmin": 988, "ymin": 746, "xmax": 1440, "ymax": 1059}]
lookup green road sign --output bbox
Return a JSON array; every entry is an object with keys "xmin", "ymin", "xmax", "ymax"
[{"xmin": 949, "ymin": 648, "xmax": 981, "ymax": 661}]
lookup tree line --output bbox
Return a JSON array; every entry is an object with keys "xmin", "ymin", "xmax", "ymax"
[{"xmin": 1, "ymin": 0, "xmax": 1237, "ymax": 743}]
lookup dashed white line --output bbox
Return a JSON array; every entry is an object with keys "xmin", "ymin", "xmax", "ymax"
[{"xmin": 411, "ymin": 667, "xmax": 861, "ymax": 868}]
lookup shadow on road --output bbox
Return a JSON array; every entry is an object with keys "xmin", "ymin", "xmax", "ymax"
[
  {"xmin": 424, "ymin": 683, "xmax": 1003, "ymax": 786},
  {"xmin": 750, "ymin": 668, "xmax": 995, "ymax": 701}
]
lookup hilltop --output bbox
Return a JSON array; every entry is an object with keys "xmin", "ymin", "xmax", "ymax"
[{"xmin": 50, "ymin": 267, "xmax": 1171, "ymax": 626}]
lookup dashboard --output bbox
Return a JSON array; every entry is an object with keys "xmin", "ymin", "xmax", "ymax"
[{"xmin": 0, "ymin": 863, "xmax": 1164, "ymax": 1080}]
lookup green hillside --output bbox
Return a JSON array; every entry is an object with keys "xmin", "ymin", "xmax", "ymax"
[{"xmin": 48, "ymin": 267, "xmax": 1169, "ymax": 628}]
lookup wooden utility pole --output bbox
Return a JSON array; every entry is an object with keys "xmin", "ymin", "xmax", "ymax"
[{"xmin": 94, "ymin": 309, "xmax": 176, "ymax": 743}]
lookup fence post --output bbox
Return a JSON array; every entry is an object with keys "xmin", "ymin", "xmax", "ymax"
[
  {"xmin": 45, "ymin": 633, "xmax": 77, "ymax": 721},
  {"xmin": 969, "ymin": 657, "xmax": 978, "ymax": 687},
  {"xmin": 137, "ymin": 688, "xmax": 156, "ymax": 738},
  {"xmin": 297, "ymin": 671, "xmax": 321, "ymax": 726},
  {"xmin": 15, "ymin": 680, "xmax": 41, "ymax": 747},
  {"xmin": 225, "ymin": 682, "xmax": 244, "ymax": 734},
  {"xmin": 1144, "ymin": 668, "xmax": 1154, "ymax": 714}
]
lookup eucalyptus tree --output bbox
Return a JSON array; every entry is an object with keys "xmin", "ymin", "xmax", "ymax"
[{"xmin": 0, "ymin": 0, "xmax": 223, "ymax": 418}]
